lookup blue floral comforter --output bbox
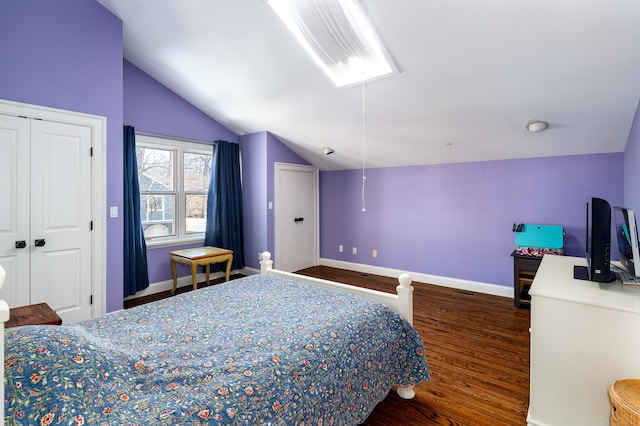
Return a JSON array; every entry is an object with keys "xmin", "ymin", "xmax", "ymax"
[{"xmin": 5, "ymin": 274, "xmax": 430, "ymax": 425}]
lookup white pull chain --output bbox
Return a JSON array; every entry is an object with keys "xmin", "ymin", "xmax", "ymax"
[{"xmin": 361, "ymin": 78, "xmax": 366, "ymax": 212}]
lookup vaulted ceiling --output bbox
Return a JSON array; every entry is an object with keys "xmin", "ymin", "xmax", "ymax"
[{"xmin": 98, "ymin": 0, "xmax": 640, "ymax": 170}]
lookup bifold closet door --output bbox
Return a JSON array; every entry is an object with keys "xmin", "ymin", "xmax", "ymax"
[
  {"xmin": 0, "ymin": 115, "xmax": 93, "ymax": 323},
  {"xmin": 29, "ymin": 119, "xmax": 93, "ymax": 323},
  {"xmin": 0, "ymin": 114, "xmax": 31, "ymax": 308}
]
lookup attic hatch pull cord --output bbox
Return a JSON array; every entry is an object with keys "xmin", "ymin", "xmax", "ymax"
[{"xmin": 361, "ymin": 78, "xmax": 366, "ymax": 212}]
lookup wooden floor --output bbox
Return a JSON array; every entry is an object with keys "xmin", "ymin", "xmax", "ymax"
[{"xmin": 125, "ymin": 267, "xmax": 531, "ymax": 425}]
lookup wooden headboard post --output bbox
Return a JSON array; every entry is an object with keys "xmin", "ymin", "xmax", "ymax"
[{"xmin": 0, "ymin": 265, "xmax": 9, "ymax": 419}]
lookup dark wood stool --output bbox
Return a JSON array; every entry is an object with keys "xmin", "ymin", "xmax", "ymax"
[{"xmin": 6, "ymin": 303, "xmax": 62, "ymax": 328}]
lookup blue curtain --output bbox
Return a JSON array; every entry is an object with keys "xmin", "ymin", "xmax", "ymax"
[
  {"xmin": 205, "ymin": 140, "xmax": 245, "ymax": 270},
  {"xmin": 123, "ymin": 126, "xmax": 150, "ymax": 297}
]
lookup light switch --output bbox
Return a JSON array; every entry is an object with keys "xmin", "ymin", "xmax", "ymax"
[{"xmin": 110, "ymin": 206, "xmax": 118, "ymax": 218}]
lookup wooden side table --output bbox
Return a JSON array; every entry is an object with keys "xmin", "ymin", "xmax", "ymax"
[
  {"xmin": 511, "ymin": 251, "xmax": 543, "ymax": 308},
  {"xmin": 6, "ymin": 303, "xmax": 62, "ymax": 328},
  {"xmin": 170, "ymin": 246, "xmax": 233, "ymax": 294}
]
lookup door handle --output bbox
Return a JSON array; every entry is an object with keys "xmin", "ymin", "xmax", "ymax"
[
  {"xmin": 34, "ymin": 239, "xmax": 46, "ymax": 247},
  {"xmin": 294, "ymin": 217, "xmax": 304, "ymax": 223},
  {"xmin": 15, "ymin": 240, "xmax": 27, "ymax": 249}
]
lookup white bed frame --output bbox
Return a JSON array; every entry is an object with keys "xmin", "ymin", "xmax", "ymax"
[
  {"xmin": 259, "ymin": 251, "xmax": 417, "ymax": 399},
  {"xmin": 0, "ymin": 265, "xmax": 8, "ymax": 419},
  {"xmin": 0, "ymin": 255, "xmax": 417, "ymax": 424}
]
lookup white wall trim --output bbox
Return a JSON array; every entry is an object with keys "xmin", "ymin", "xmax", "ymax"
[
  {"xmin": 242, "ymin": 267, "xmax": 260, "ymax": 276},
  {"xmin": 319, "ymin": 258, "xmax": 513, "ymax": 298},
  {"xmin": 248, "ymin": 258, "xmax": 511, "ymax": 298},
  {"xmin": 131, "ymin": 262, "xmax": 512, "ymax": 300},
  {"xmin": 125, "ymin": 270, "xmax": 242, "ymax": 301},
  {"xmin": 0, "ymin": 99, "xmax": 106, "ymax": 318}
]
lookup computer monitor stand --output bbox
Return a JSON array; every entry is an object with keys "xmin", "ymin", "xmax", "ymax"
[{"xmin": 573, "ymin": 265, "xmax": 590, "ymax": 281}]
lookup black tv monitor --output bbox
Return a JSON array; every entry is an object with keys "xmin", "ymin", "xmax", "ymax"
[
  {"xmin": 613, "ymin": 206, "xmax": 640, "ymax": 277},
  {"xmin": 574, "ymin": 197, "xmax": 616, "ymax": 282}
]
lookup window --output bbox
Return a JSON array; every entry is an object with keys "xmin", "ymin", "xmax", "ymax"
[{"xmin": 136, "ymin": 136, "xmax": 213, "ymax": 245}]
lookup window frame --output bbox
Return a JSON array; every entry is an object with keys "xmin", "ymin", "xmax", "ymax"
[{"xmin": 136, "ymin": 135, "xmax": 213, "ymax": 248}]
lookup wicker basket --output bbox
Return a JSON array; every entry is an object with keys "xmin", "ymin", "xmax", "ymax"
[{"xmin": 609, "ymin": 379, "xmax": 640, "ymax": 425}]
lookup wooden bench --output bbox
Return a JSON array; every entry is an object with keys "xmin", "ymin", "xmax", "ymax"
[{"xmin": 170, "ymin": 246, "xmax": 233, "ymax": 294}]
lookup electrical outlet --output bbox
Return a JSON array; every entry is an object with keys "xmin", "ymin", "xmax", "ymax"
[
  {"xmin": 352, "ymin": 247, "xmax": 357, "ymax": 255},
  {"xmin": 339, "ymin": 245, "xmax": 343, "ymax": 252},
  {"xmin": 372, "ymin": 249, "xmax": 377, "ymax": 258}
]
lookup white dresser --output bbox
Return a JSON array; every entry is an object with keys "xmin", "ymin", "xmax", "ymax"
[{"xmin": 528, "ymin": 255, "xmax": 640, "ymax": 426}]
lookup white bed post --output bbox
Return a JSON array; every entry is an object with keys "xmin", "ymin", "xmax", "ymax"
[
  {"xmin": 0, "ymin": 265, "xmax": 9, "ymax": 420},
  {"xmin": 396, "ymin": 273, "xmax": 414, "ymax": 326},
  {"xmin": 260, "ymin": 251, "xmax": 273, "ymax": 274},
  {"xmin": 396, "ymin": 273, "xmax": 417, "ymax": 400}
]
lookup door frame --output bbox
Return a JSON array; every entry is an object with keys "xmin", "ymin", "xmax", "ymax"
[
  {"xmin": 0, "ymin": 99, "xmax": 106, "ymax": 318},
  {"xmin": 274, "ymin": 162, "xmax": 319, "ymax": 270}
]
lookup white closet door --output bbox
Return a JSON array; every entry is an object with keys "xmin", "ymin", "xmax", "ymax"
[
  {"xmin": 294, "ymin": 170, "xmax": 316, "ymax": 269},
  {"xmin": 275, "ymin": 164, "xmax": 318, "ymax": 272},
  {"xmin": 0, "ymin": 115, "xmax": 31, "ymax": 308},
  {"xmin": 29, "ymin": 120, "xmax": 93, "ymax": 323}
]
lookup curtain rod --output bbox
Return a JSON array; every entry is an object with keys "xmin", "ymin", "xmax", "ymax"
[{"xmin": 135, "ymin": 130, "xmax": 215, "ymax": 146}]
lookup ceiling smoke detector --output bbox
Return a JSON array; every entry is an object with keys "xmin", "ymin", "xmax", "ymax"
[
  {"xmin": 323, "ymin": 147, "xmax": 335, "ymax": 155},
  {"xmin": 526, "ymin": 120, "xmax": 549, "ymax": 133}
]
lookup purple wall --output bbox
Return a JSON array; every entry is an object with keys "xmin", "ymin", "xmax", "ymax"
[
  {"xmin": 124, "ymin": 61, "xmax": 238, "ymax": 143},
  {"xmin": 124, "ymin": 60, "xmax": 240, "ymax": 285},
  {"xmin": 266, "ymin": 133, "xmax": 310, "ymax": 266},
  {"xmin": 240, "ymin": 132, "xmax": 269, "ymax": 269},
  {"xmin": 240, "ymin": 131, "xmax": 309, "ymax": 269},
  {"xmin": 320, "ymin": 153, "xmax": 624, "ymax": 287},
  {"xmin": 2, "ymin": 1, "xmax": 634, "ymax": 305},
  {"xmin": 624, "ymin": 100, "xmax": 640, "ymax": 212},
  {"xmin": 0, "ymin": 1, "xmax": 124, "ymax": 312}
]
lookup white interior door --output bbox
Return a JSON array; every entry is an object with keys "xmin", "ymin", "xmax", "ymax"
[
  {"xmin": 0, "ymin": 115, "xmax": 31, "ymax": 308},
  {"xmin": 30, "ymin": 120, "xmax": 93, "ymax": 323},
  {"xmin": 275, "ymin": 163, "xmax": 318, "ymax": 272},
  {"xmin": 0, "ymin": 113, "xmax": 93, "ymax": 323}
]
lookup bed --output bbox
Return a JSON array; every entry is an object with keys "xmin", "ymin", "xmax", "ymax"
[{"xmin": 1, "ymin": 252, "xmax": 430, "ymax": 425}]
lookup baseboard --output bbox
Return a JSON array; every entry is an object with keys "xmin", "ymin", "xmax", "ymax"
[
  {"xmin": 242, "ymin": 267, "xmax": 260, "ymax": 276},
  {"xmin": 130, "ymin": 263, "xmax": 511, "ymax": 300},
  {"xmin": 124, "ymin": 270, "xmax": 241, "ymax": 301},
  {"xmin": 318, "ymin": 258, "xmax": 512, "ymax": 298}
]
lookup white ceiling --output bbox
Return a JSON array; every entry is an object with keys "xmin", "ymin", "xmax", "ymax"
[{"xmin": 98, "ymin": 0, "xmax": 640, "ymax": 171}]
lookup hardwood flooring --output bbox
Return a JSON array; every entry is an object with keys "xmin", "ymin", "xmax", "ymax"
[{"xmin": 125, "ymin": 267, "xmax": 531, "ymax": 425}]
